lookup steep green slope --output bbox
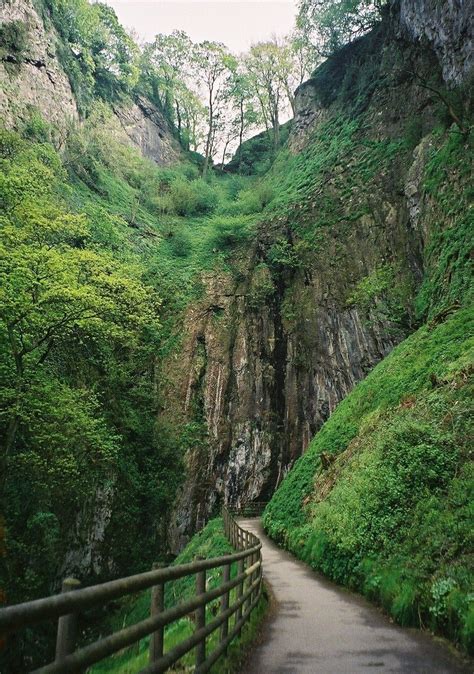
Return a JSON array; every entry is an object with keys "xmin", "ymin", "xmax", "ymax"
[{"xmin": 263, "ymin": 126, "xmax": 474, "ymax": 652}]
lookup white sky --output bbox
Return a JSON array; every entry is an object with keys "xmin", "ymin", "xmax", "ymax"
[{"xmin": 105, "ymin": 1, "xmax": 299, "ymax": 52}]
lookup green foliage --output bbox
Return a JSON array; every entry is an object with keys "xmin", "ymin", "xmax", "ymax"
[
  {"xmin": 21, "ymin": 109, "xmax": 54, "ymax": 143},
  {"xmin": 346, "ymin": 264, "xmax": 414, "ymax": 330},
  {"xmin": 309, "ymin": 21, "xmax": 387, "ymax": 113},
  {"xmin": 0, "ymin": 20, "xmax": 29, "ymax": 60},
  {"xmin": 91, "ymin": 518, "xmax": 267, "ymax": 674},
  {"xmin": 248, "ymin": 263, "xmax": 275, "ymax": 310},
  {"xmin": 35, "ymin": 0, "xmax": 139, "ymax": 113},
  {"xmin": 208, "ymin": 215, "xmax": 254, "ymax": 251},
  {"xmin": 226, "ymin": 122, "xmax": 292, "ymax": 175},
  {"xmin": 298, "ymin": 0, "xmax": 387, "ymax": 56},
  {"xmin": 169, "ymin": 177, "xmax": 219, "ymax": 216},
  {"xmin": 0, "ymin": 126, "xmax": 187, "ymax": 669},
  {"xmin": 416, "ymin": 129, "xmax": 474, "ymax": 319}
]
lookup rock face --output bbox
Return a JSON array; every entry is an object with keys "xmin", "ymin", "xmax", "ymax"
[
  {"xmin": 169, "ymin": 1, "xmax": 472, "ymax": 550},
  {"xmin": 0, "ymin": 0, "xmax": 179, "ymax": 165},
  {"xmin": 396, "ymin": 0, "xmax": 474, "ymax": 84},
  {"xmin": 290, "ymin": 79, "xmax": 325, "ymax": 152},
  {"xmin": 0, "ymin": 0, "xmax": 78, "ymax": 129},
  {"xmin": 113, "ymin": 96, "xmax": 180, "ymax": 166},
  {"xmin": 170, "ymin": 216, "xmax": 421, "ymax": 550}
]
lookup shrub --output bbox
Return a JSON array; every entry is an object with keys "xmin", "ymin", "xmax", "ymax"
[
  {"xmin": 22, "ymin": 111, "xmax": 53, "ymax": 143},
  {"xmin": 208, "ymin": 216, "xmax": 252, "ymax": 251},
  {"xmin": 0, "ymin": 20, "xmax": 29, "ymax": 59},
  {"xmin": 169, "ymin": 178, "xmax": 219, "ymax": 216},
  {"xmin": 168, "ymin": 229, "xmax": 192, "ymax": 258}
]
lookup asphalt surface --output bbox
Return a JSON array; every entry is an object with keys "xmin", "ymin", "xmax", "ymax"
[{"xmin": 240, "ymin": 519, "xmax": 472, "ymax": 674}]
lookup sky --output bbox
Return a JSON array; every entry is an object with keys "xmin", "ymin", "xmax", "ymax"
[{"xmin": 105, "ymin": 0, "xmax": 299, "ymax": 53}]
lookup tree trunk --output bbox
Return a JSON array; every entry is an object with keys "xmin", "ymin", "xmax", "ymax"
[
  {"xmin": 175, "ymin": 99, "xmax": 183, "ymax": 147},
  {"xmin": 273, "ymin": 106, "xmax": 280, "ymax": 152},
  {"xmin": 202, "ymin": 91, "xmax": 214, "ymax": 177},
  {"xmin": 238, "ymin": 99, "xmax": 244, "ymax": 172}
]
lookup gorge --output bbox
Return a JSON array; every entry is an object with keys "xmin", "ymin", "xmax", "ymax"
[{"xmin": 0, "ymin": 0, "xmax": 472, "ymax": 669}]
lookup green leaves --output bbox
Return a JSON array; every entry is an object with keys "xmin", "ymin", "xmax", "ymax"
[
  {"xmin": 0, "ymin": 129, "xmax": 171, "ymax": 644},
  {"xmin": 298, "ymin": 0, "xmax": 387, "ymax": 56}
]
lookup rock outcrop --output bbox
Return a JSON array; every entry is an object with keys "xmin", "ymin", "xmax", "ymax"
[
  {"xmin": 290, "ymin": 79, "xmax": 325, "ymax": 152},
  {"xmin": 396, "ymin": 0, "xmax": 474, "ymax": 85},
  {"xmin": 0, "ymin": 0, "xmax": 78, "ymax": 129},
  {"xmin": 113, "ymin": 96, "xmax": 180, "ymax": 166},
  {"xmin": 0, "ymin": 0, "xmax": 179, "ymax": 165}
]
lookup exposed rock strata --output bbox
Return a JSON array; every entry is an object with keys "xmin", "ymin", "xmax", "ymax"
[
  {"xmin": 169, "ymin": 189, "xmax": 423, "ymax": 550},
  {"xmin": 113, "ymin": 96, "xmax": 180, "ymax": 166}
]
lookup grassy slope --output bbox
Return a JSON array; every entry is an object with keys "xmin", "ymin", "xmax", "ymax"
[
  {"xmin": 263, "ymin": 125, "xmax": 474, "ymax": 652},
  {"xmin": 91, "ymin": 518, "xmax": 267, "ymax": 674}
]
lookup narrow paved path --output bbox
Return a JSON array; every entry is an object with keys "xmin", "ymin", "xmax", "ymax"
[{"xmin": 241, "ymin": 519, "xmax": 471, "ymax": 674}]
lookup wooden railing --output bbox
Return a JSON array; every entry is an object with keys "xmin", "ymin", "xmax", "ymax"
[{"xmin": 0, "ymin": 509, "xmax": 262, "ymax": 674}]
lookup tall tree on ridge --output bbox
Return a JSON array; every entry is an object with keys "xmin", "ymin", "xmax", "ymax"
[{"xmin": 194, "ymin": 41, "xmax": 235, "ymax": 176}]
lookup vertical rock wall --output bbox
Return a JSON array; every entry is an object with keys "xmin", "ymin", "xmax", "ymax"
[
  {"xmin": 0, "ymin": 0, "xmax": 78, "ymax": 129},
  {"xmin": 0, "ymin": 0, "xmax": 179, "ymax": 164}
]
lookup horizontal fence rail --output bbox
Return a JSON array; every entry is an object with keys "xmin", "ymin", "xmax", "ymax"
[{"xmin": 0, "ymin": 508, "xmax": 263, "ymax": 674}]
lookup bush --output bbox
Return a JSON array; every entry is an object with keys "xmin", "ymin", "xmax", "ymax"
[
  {"xmin": 0, "ymin": 20, "xmax": 29, "ymax": 59},
  {"xmin": 169, "ymin": 178, "xmax": 219, "ymax": 216},
  {"xmin": 208, "ymin": 216, "xmax": 252, "ymax": 251},
  {"xmin": 22, "ymin": 111, "xmax": 53, "ymax": 143},
  {"xmin": 168, "ymin": 229, "xmax": 192, "ymax": 257}
]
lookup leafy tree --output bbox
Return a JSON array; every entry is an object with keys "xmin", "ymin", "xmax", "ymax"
[
  {"xmin": 245, "ymin": 40, "xmax": 287, "ymax": 151},
  {"xmin": 194, "ymin": 41, "xmax": 235, "ymax": 175},
  {"xmin": 297, "ymin": 0, "xmax": 387, "ymax": 55},
  {"xmin": 223, "ymin": 65, "xmax": 260, "ymax": 169},
  {"xmin": 89, "ymin": 3, "xmax": 139, "ymax": 98},
  {"xmin": 0, "ymin": 129, "xmax": 172, "ymax": 633},
  {"xmin": 142, "ymin": 31, "xmax": 195, "ymax": 140},
  {"xmin": 44, "ymin": 0, "xmax": 139, "ymax": 108}
]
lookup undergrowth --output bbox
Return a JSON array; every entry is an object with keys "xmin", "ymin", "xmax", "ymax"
[{"xmin": 91, "ymin": 518, "xmax": 267, "ymax": 674}]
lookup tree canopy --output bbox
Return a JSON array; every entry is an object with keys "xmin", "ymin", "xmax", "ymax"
[{"xmin": 297, "ymin": 0, "xmax": 387, "ymax": 56}]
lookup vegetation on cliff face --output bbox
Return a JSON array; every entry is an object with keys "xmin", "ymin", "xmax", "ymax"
[
  {"xmin": 263, "ymin": 125, "xmax": 474, "ymax": 651},
  {"xmin": 1, "ymin": 0, "xmax": 473, "ymax": 668}
]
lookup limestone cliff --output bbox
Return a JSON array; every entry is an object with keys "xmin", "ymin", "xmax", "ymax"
[
  {"xmin": 397, "ymin": 0, "xmax": 474, "ymax": 85},
  {"xmin": 168, "ymin": 1, "xmax": 472, "ymax": 549},
  {"xmin": 0, "ymin": 0, "xmax": 78, "ymax": 129},
  {"xmin": 0, "ymin": 0, "xmax": 179, "ymax": 165}
]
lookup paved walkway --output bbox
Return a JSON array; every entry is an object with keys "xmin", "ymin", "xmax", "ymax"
[{"xmin": 240, "ymin": 519, "xmax": 472, "ymax": 674}]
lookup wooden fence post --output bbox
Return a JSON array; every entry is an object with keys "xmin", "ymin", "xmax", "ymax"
[
  {"xmin": 236, "ymin": 558, "xmax": 244, "ymax": 636},
  {"xmin": 55, "ymin": 578, "xmax": 81, "ymax": 662},
  {"xmin": 195, "ymin": 558, "xmax": 206, "ymax": 667},
  {"xmin": 149, "ymin": 562, "xmax": 165, "ymax": 663},
  {"xmin": 246, "ymin": 552, "xmax": 254, "ymax": 612},
  {"xmin": 220, "ymin": 563, "xmax": 230, "ymax": 653}
]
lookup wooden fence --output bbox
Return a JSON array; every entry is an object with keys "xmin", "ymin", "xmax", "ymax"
[{"xmin": 0, "ymin": 508, "xmax": 262, "ymax": 674}]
